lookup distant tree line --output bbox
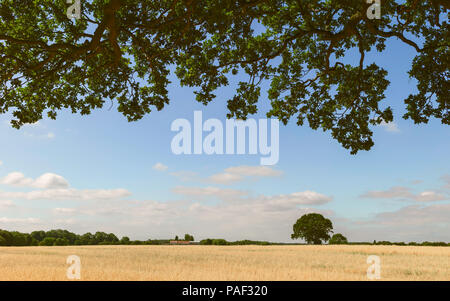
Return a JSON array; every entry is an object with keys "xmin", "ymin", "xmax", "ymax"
[
  {"xmin": 0, "ymin": 228, "xmax": 448, "ymax": 247},
  {"xmin": 369, "ymin": 240, "xmax": 449, "ymax": 247},
  {"xmin": 199, "ymin": 237, "xmax": 449, "ymax": 247},
  {"xmin": 200, "ymin": 239, "xmax": 272, "ymax": 246},
  {"xmin": 0, "ymin": 229, "xmax": 170, "ymax": 246}
]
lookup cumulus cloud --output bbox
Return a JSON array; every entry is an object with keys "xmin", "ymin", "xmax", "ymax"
[
  {"xmin": 33, "ymin": 173, "xmax": 69, "ymax": 189},
  {"xmin": 342, "ymin": 203, "xmax": 450, "ymax": 242},
  {"xmin": 441, "ymin": 174, "xmax": 450, "ymax": 189},
  {"xmin": 209, "ymin": 172, "xmax": 243, "ymax": 184},
  {"xmin": 361, "ymin": 186, "xmax": 448, "ymax": 202},
  {"xmin": 153, "ymin": 163, "xmax": 168, "ymax": 171},
  {"xmin": 0, "ymin": 172, "xmax": 34, "ymax": 187},
  {"xmin": 209, "ymin": 165, "xmax": 283, "ymax": 184},
  {"xmin": 0, "ymin": 217, "xmax": 40, "ymax": 224},
  {"xmin": 258, "ymin": 191, "xmax": 332, "ymax": 210},
  {"xmin": 374, "ymin": 204, "xmax": 450, "ymax": 226},
  {"xmin": 225, "ymin": 166, "xmax": 283, "ymax": 177},
  {"xmin": 23, "ymin": 121, "xmax": 41, "ymax": 128},
  {"xmin": 0, "ymin": 188, "xmax": 131, "ymax": 201},
  {"xmin": 169, "ymin": 171, "xmax": 199, "ymax": 182},
  {"xmin": 172, "ymin": 185, "xmax": 332, "ymax": 208},
  {"xmin": 0, "ymin": 200, "xmax": 15, "ymax": 209},
  {"xmin": 172, "ymin": 186, "xmax": 248, "ymax": 201},
  {"xmin": 0, "ymin": 172, "xmax": 69, "ymax": 189},
  {"xmin": 414, "ymin": 191, "xmax": 447, "ymax": 202},
  {"xmin": 0, "ymin": 171, "xmax": 131, "ymax": 202},
  {"xmin": 379, "ymin": 121, "xmax": 400, "ymax": 133},
  {"xmin": 361, "ymin": 186, "xmax": 411, "ymax": 199},
  {"xmin": 53, "ymin": 208, "xmax": 78, "ymax": 215},
  {"xmin": 23, "ymin": 131, "xmax": 55, "ymax": 139}
]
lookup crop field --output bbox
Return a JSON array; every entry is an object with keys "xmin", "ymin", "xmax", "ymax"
[{"xmin": 0, "ymin": 245, "xmax": 448, "ymax": 281}]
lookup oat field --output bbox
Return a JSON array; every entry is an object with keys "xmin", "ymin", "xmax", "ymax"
[{"xmin": 0, "ymin": 245, "xmax": 448, "ymax": 281}]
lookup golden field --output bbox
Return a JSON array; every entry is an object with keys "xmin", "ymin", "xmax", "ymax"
[{"xmin": 0, "ymin": 245, "xmax": 448, "ymax": 281}]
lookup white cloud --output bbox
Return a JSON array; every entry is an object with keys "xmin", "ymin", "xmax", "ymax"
[
  {"xmin": 0, "ymin": 161, "xmax": 3, "ymax": 166},
  {"xmin": 172, "ymin": 185, "xmax": 332, "ymax": 207},
  {"xmin": 0, "ymin": 172, "xmax": 34, "ymax": 187},
  {"xmin": 361, "ymin": 186, "xmax": 448, "ymax": 202},
  {"xmin": 0, "ymin": 188, "xmax": 131, "ymax": 201},
  {"xmin": 441, "ymin": 174, "xmax": 450, "ymax": 189},
  {"xmin": 0, "ymin": 217, "xmax": 40, "ymax": 224},
  {"xmin": 0, "ymin": 171, "xmax": 130, "ymax": 202},
  {"xmin": 260, "ymin": 191, "xmax": 333, "ymax": 209},
  {"xmin": 379, "ymin": 121, "xmax": 400, "ymax": 133},
  {"xmin": 53, "ymin": 208, "xmax": 78, "ymax": 215},
  {"xmin": 209, "ymin": 165, "xmax": 283, "ymax": 184},
  {"xmin": 0, "ymin": 172, "xmax": 69, "ymax": 189},
  {"xmin": 172, "ymin": 186, "xmax": 248, "ymax": 201},
  {"xmin": 342, "ymin": 204, "xmax": 450, "ymax": 242},
  {"xmin": 209, "ymin": 172, "xmax": 244, "ymax": 184},
  {"xmin": 33, "ymin": 173, "xmax": 69, "ymax": 189},
  {"xmin": 153, "ymin": 163, "xmax": 168, "ymax": 171},
  {"xmin": 23, "ymin": 131, "xmax": 55, "ymax": 139},
  {"xmin": 24, "ymin": 121, "xmax": 41, "ymax": 128},
  {"xmin": 169, "ymin": 171, "xmax": 199, "ymax": 182},
  {"xmin": 361, "ymin": 186, "xmax": 411, "ymax": 199},
  {"xmin": 414, "ymin": 191, "xmax": 447, "ymax": 202},
  {"xmin": 374, "ymin": 204, "xmax": 450, "ymax": 226},
  {"xmin": 0, "ymin": 200, "xmax": 15, "ymax": 209},
  {"xmin": 225, "ymin": 166, "xmax": 283, "ymax": 177}
]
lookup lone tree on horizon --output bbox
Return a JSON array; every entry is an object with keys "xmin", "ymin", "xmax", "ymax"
[
  {"xmin": 0, "ymin": 0, "xmax": 448, "ymax": 154},
  {"xmin": 291, "ymin": 213, "xmax": 333, "ymax": 245}
]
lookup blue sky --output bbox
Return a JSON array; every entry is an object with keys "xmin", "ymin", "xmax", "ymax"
[{"xmin": 0, "ymin": 37, "xmax": 449, "ymax": 243}]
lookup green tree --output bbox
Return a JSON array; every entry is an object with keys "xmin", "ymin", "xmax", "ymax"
[
  {"xmin": 31, "ymin": 230, "xmax": 46, "ymax": 242},
  {"xmin": 200, "ymin": 238, "xmax": 213, "ymax": 245},
  {"xmin": 184, "ymin": 234, "xmax": 194, "ymax": 241},
  {"xmin": 80, "ymin": 232, "xmax": 94, "ymax": 245},
  {"xmin": 0, "ymin": 235, "xmax": 6, "ymax": 246},
  {"xmin": 10, "ymin": 231, "xmax": 31, "ymax": 246},
  {"xmin": 120, "ymin": 236, "xmax": 130, "ymax": 245},
  {"xmin": 106, "ymin": 233, "xmax": 119, "ymax": 243},
  {"xmin": 54, "ymin": 238, "xmax": 69, "ymax": 246},
  {"xmin": 94, "ymin": 231, "xmax": 109, "ymax": 244},
  {"xmin": 175, "ymin": 235, "xmax": 179, "ymax": 241},
  {"xmin": 212, "ymin": 239, "xmax": 228, "ymax": 245},
  {"xmin": 291, "ymin": 213, "xmax": 333, "ymax": 245},
  {"xmin": 329, "ymin": 233, "xmax": 348, "ymax": 245},
  {"xmin": 0, "ymin": 1, "xmax": 448, "ymax": 154},
  {"xmin": 40, "ymin": 237, "xmax": 56, "ymax": 246},
  {"xmin": 0, "ymin": 230, "xmax": 12, "ymax": 246}
]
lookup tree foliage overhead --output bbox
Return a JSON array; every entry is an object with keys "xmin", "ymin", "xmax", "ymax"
[{"xmin": 0, "ymin": 0, "xmax": 448, "ymax": 153}]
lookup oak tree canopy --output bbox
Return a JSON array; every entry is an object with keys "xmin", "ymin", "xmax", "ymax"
[{"xmin": 0, "ymin": 0, "xmax": 448, "ymax": 153}]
